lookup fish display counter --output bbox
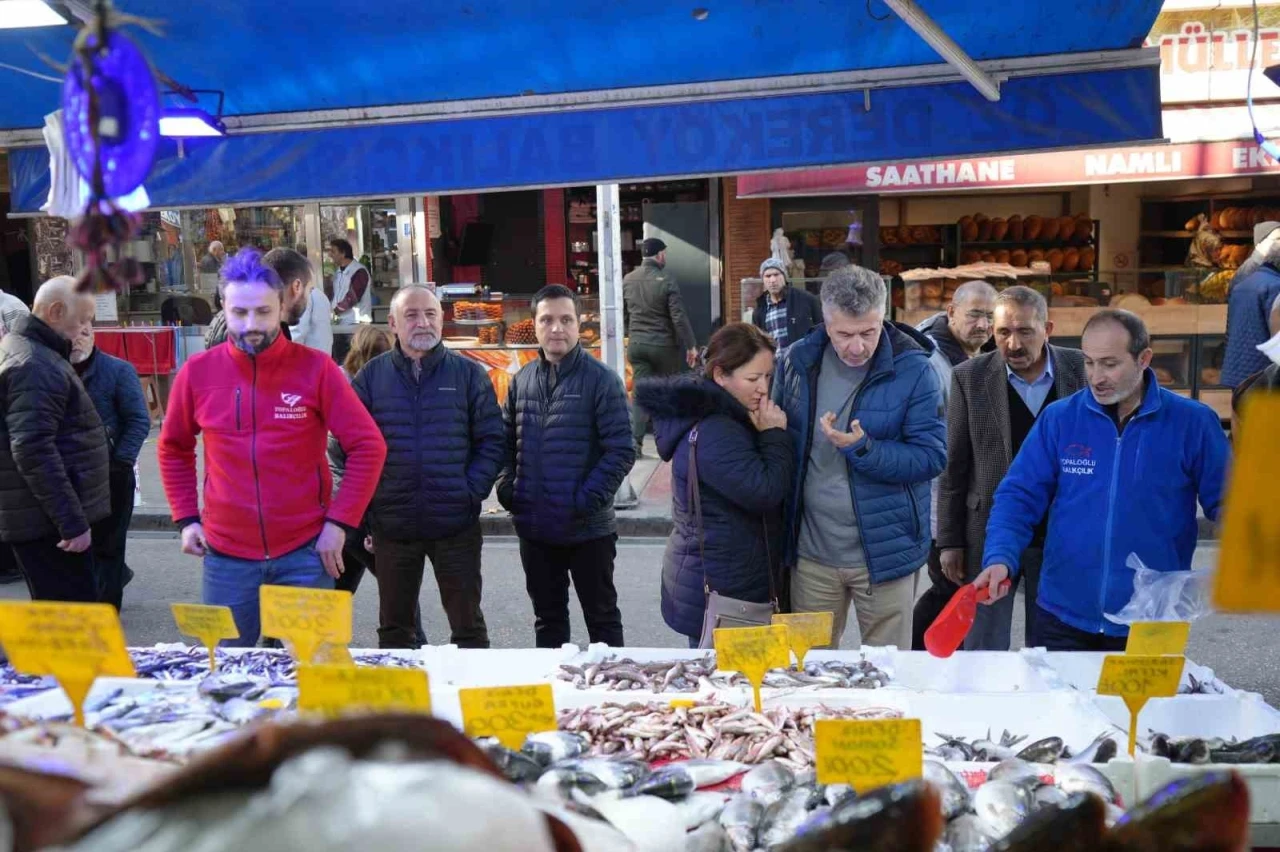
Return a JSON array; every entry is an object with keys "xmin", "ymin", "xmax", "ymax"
[{"xmin": 2, "ymin": 645, "xmax": 1279, "ymax": 851}]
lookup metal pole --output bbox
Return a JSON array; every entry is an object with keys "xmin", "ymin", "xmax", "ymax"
[
  {"xmin": 882, "ymin": 0, "xmax": 1001, "ymax": 102},
  {"xmin": 597, "ymin": 184, "xmax": 637, "ymax": 509}
]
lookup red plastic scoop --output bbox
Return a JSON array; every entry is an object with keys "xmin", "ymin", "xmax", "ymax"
[{"xmin": 924, "ymin": 581, "xmax": 1012, "ymax": 658}]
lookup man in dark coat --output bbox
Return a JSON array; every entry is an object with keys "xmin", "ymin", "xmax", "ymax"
[
  {"xmin": 752, "ymin": 258, "xmax": 820, "ymax": 350},
  {"xmin": 498, "ymin": 285, "xmax": 636, "ymax": 647},
  {"xmin": 0, "ymin": 277, "xmax": 110, "ymax": 601},
  {"xmin": 337, "ymin": 284, "xmax": 504, "ymax": 648},
  {"xmin": 72, "ymin": 324, "xmax": 151, "ymax": 610},
  {"xmin": 1223, "ymin": 222, "xmax": 1280, "ymax": 387}
]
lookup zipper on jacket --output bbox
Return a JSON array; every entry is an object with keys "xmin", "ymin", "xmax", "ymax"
[
  {"xmin": 845, "ymin": 371, "xmax": 889, "ymax": 576},
  {"xmin": 904, "ymin": 484, "xmax": 921, "ymax": 540},
  {"xmin": 249, "ymin": 360, "xmax": 270, "ymax": 559},
  {"xmin": 235, "ymin": 387, "xmax": 242, "ymax": 431},
  {"xmin": 1097, "ymin": 434, "xmax": 1123, "ymax": 634},
  {"xmin": 316, "ymin": 465, "xmax": 326, "ymax": 508}
]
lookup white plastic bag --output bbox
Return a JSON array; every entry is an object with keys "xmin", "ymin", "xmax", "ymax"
[{"xmin": 1104, "ymin": 552, "xmax": 1213, "ymax": 625}]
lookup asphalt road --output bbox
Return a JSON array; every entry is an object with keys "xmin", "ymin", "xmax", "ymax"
[{"xmin": 3, "ymin": 536, "xmax": 1275, "ymax": 707}]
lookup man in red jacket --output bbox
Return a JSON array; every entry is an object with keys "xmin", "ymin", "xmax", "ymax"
[{"xmin": 159, "ymin": 248, "xmax": 386, "ymax": 645}]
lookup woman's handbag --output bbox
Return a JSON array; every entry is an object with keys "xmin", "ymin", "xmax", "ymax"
[{"xmin": 689, "ymin": 423, "xmax": 780, "ymax": 649}]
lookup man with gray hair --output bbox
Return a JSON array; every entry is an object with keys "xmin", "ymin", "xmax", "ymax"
[
  {"xmin": 934, "ymin": 285, "xmax": 1086, "ymax": 650},
  {"xmin": 773, "ymin": 265, "xmax": 945, "ymax": 648},
  {"xmin": 335, "ymin": 283, "xmax": 504, "ymax": 648},
  {"xmin": 0, "ymin": 276, "xmax": 109, "ymax": 601}
]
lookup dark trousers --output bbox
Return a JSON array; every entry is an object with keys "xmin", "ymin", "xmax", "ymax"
[
  {"xmin": 1029, "ymin": 605, "xmax": 1128, "ymax": 652},
  {"xmin": 520, "ymin": 533, "xmax": 624, "ymax": 648},
  {"xmin": 92, "ymin": 461, "xmax": 136, "ymax": 610},
  {"xmin": 12, "ymin": 521, "xmax": 111, "ymax": 603},
  {"xmin": 336, "ymin": 530, "xmax": 426, "ymax": 646},
  {"xmin": 373, "ymin": 522, "xmax": 488, "ymax": 649},
  {"xmin": 628, "ymin": 341, "xmax": 687, "ymax": 447},
  {"xmin": 911, "ymin": 543, "xmax": 959, "ymax": 651}
]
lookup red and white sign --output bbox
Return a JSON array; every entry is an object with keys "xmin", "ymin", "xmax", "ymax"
[{"xmin": 736, "ymin": 139, "xmax": 1280, "ymax": 198}]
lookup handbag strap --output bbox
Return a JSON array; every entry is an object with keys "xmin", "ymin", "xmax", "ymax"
[{"xmin": 687, "ymin": 424, "xmax": 779, "ymax": 610}]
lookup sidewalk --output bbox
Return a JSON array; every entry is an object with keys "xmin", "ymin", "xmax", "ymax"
[{"xmin": 130, "ymin": 429, "xmax": 675, "ymax": 538}]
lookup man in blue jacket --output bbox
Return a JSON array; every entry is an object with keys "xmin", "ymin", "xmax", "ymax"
[
  {"xmin": 71, "ymin": 324, "xmax": 151, "ymax": 610},
  {"xmin": 341, "ymin": 284, "xmax": 505, "ymax": 648},
  {"xmin": 498, "ymin": 285, "xmax": 635, "ymax": 647},
  {"xmin": 1223, "ymin": 222, "xmax": 1280, "ymax": 388},
  {"xmin": 974, "ymin": 310, "xmax": 1230, "ymax": 651},
  {"xmin": 773, "ymin": 266, "xmax": 945, "ymax": 649}
]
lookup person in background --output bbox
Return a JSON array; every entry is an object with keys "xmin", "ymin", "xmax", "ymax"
[
  {"xmin": 751, "ymin": 257, "xmax": 820, "ymax": 350},
  {"xmin": 932, "ymin": 286, "xmax": 1087, "ymax": 650},
  {"xmin": 199, "ymin": 240, "xmax": 226, "ymax": 275},
  {"xmin": 0, "ymin": 286, "xmax": 29, "ymax": 585},
  {"xmin": 0, "ymin": 277, "xmax": 109, "ymax": 601},
  {"xmin": 974, "ymin": 310, "xmax": 1229, "ymax": 651},
  {"xmin": 340, "ymin": 285, "xmax": 503, "ymax": 649},
  {"xmin": 205, "ymin": 248, "xmax": 312, "ymax": 348},
  {"xmin": 623, "ymin": 237, "xmax": 698, "ymax": 455},
  {"xmin": 634, "ymin": 323, "xmax": 794, "ymax": 647},
  {"xmin": 71, "ymin": 322, "xmax": 150, "ymax": 609},
  {"xmin": 290, "ymin": 243, "xmax": 334, "ymax": 355},
  {"xmin": 774, "ymin": 266, "xmax": 945, "ymax": 649},
  {"xmin": 819, "ymin": 251, "xmax": 852, "ymax": 278},
  {"xmin": 1231, "ymin": 291, "xmax": 1280, "ymax": 437},
  {"xmin": 328, "ymin": 238, "xmax": 373, "ymax": 325},
  {"xmin": 159, "ymin": 248, "xmax": 386, "ymax": 646},
  {"xmin": 1223, "ymin": 221, "xmax": 1280, "ymax": 388},
  {"xmin": 499, "ymin": 285, "xmax": 635, "ymax": 648},
  {"xmin": 908, "ymin": 279, "xmax": 998, "ymax": 650}
]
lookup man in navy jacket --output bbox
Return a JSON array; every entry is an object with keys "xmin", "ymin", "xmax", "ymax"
[
  {"xmin": 974, "ymin": 310, "xmax": 1230, "ymax": 651},
  {"xmin": 343, "ymin": 285, "xmax": 504, "ymax": 648},
  {"xmin": 498, "ymin": 285, "xmax": 635, "ymax": 648}
]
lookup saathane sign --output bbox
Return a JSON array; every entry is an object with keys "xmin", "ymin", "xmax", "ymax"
[{"xmin": 735, "ymin": 140, "xmax": 1280, "ymax": 198}]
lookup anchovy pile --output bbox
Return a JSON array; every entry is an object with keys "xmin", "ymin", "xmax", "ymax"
[
  {"xmin": 556, "ymin": 700, "xmax": 902, "ymax": 770},
  {"xmin": 556, "ymin": 654, "xmax": 891, "ymax": 693},
  {"xmin": 1178, "ymin": 673, "xmax": 1229, "ymax": 695},
  {"xmin": 1148, "ymin": 732, "xmax": 1280, "ymax": 764},
  {"xmin": 926, "ymin": 729, "xmax": 1120, "ymax": 764}
]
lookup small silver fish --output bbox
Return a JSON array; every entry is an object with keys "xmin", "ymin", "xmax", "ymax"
[
  {"xmin": 987, "ymin": 758, "xmax": 1041, "ymax": 785},
  {"xmin": 924, "ymin": 760, "xmax": 970, "ymax": 820},
  {"xmin": 945, "ymin": 813, "xmax": 997, "ymax": 852},
  {"xmin": 1033, "ymin": 783, "xmax": 1070, "ymax": 809},
  {"xmin": 719, "ymin": 795, "xmax": 763, "ymax": 852},
  {"xmin": 758, "ymin": 788, "xmax": 811, "ymax": 849},
  {"xmin": 1054, "ymin": 763, "xmax": 1118, "ymax": 804},
  {"xmin": 973, "ymin": 779, "xmax": 1033, "ymax": 837},
  {"xmin": 740, "ymin": 759, "xmax": 795, "ymax": 805}
]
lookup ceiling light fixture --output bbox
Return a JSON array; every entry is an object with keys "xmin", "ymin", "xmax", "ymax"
[
  {"xmin": 0, "ymin": 0, "xmax": 67, "ymax": 29},
  {"xmin": 159, "ymin": 106, "xmax": 224, "ymax": 137}
]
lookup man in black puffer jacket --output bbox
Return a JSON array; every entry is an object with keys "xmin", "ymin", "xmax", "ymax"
[
  {"xmin": 337, "ymin": 284, "xmax": 504, "ymax": 648},
  {"xmin": 0, "ymin": 277, "xmax": 110, "ymax": 601},
  {"xmin": 498, "ymin": 285, "xmax": 636, "ymax": 647}
]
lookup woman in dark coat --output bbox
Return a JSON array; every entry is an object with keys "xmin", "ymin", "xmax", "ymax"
[{"xmin": 634, "ymin": 323, "xmax": 795, "ymax": 645}]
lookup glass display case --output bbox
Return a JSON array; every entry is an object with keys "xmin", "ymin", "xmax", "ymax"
[{"xmin": 440, "ymin": 292, "xmax": 602, "ymax": 349}]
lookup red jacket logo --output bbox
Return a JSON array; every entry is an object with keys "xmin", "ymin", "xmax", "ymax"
[{"xmin": 281, "ymin": 393, "xmax": 302, "ymax": 407}]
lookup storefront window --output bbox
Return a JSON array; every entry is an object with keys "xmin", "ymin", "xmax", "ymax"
[
  {"xmin": 780, "ymin": 209, "xmax": 865, "ymax": 282},
  {"xmin": 319, "ymin": 202, "xmax": 398, "ymax": 292}
]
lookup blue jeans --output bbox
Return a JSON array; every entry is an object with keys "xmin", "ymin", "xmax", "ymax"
[{"xmin": 202, "ymin": 542, "xmax": 333, "ymax": 647}]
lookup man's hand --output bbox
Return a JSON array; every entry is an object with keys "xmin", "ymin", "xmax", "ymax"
[
  {"xmin": 819, "ymin": 412, "xmax": 866, "ymax": 449},
  {"xmin": 940, "ymin": 548, "xmax": 966, "ymax": 584},
  {"xmin": 57, "ymin": 529, "xmax": 91, "ymax": 553},
  {"xmin": 180, "ymin": 523, "xmax": 207, "ymax": 556},
  {"xmin": 973, "ymin": 564, "xmax": 1011, "ymax": 604},
  {"xmin": 686, "ymin": 348, "xmax": 699, "ymax": 369},
  {"xmin": 317, "ymin": 521, "xmax": 346, "ymax": 580}
]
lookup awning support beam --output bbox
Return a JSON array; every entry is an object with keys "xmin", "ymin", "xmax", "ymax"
[{"xmin": 882, "ymin": 0, "xmax": 1002, "ymax": 102}]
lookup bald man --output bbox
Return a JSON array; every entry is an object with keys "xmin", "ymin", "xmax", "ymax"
[
  {"xmin": 200, "ymin": 240, "xmax": 226, "ymax": 274},
  {"xmin": 0, "ymin": 277, "xmax": 110, "ymax": 601}
]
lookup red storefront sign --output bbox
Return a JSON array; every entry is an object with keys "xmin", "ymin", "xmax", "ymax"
[{"xmin": 735, "ymin": 139, "xmax": 1280, "ymax": 198}]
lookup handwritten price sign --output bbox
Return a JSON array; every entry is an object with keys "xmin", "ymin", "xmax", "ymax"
[
  {"xmin": 0, "ymin": 602, "xmax": 135, "ymax": 726},
  {"xmin": 772, "ymin": 612, "xmax": 833, "ymax": 668},
  {"xmin": 171, "ymin": 603, "xmax": 239, "ymax": 670},
  {"xmin": 260, "ymin": 585, "xmax": 353, "ymax": 666},
  {"xmin": 815, "ymin": 718, "xmax": 922, "ymax": 790},
  {"xmin": 459, "ymin": 684, "xmax": 557, "ymax": 750},
  {"xmin": 1125, "ymin": 621, "xmax": 1190, "ymax": 657},
  {"xmin": 715, "ymin": 625, "xmax": 791, "ymax": 712},
  {"xmin": 1098, "ymin": 654, "xmax": 1183, "ymax": 756},
  {"xmin": 297, "ymin": 664, "xmax": 431, "ymax": 717}
]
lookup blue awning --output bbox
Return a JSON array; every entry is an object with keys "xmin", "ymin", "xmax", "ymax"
[{"xmin": 2, "ymin": 0, "xmax": 1164, "ymax": 211}]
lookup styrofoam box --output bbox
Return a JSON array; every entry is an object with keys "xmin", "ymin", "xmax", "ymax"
[
  {"xmin": 1093, "ymin": 692, "xmax": 1280, "ymax": 739},
  {"xmin": 3, "ymin": 677, "xmax": 196, "ymax": 721},
  {"xmin": 888, "ymin": 650, "xmax": 1058, "ymax": 693},
  {"xmin": 1135, "ymin": 756, "xmax": 1280, "ymax": 824},
  {"xmin": 1025, "ymin": 649, "xmax": 1241, "ymax": 697},
  {"xmin": 420, "ymin": 644, "xmax": 578, "ymax": 687}
]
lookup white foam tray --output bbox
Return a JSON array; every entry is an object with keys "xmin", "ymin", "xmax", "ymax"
[
  {"xmin": 420, "ymin": 644, "xmax": 578, "ymax": 687},
  {"xmin": 1024, "ymin": 649, "xmax": 1240, "ymax": 697},
  {"xmin": 889, "ymin": 650, "xmax": 1057, "ymax": 693},
  {"xmin": 1134, "ymin": 756, "xmax": 1280, "ymax": 824}
]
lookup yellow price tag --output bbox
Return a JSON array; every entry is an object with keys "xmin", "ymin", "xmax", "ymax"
[
  {"xmin": 297, "ymin": 665, "xmax": 431, "ymax": 717},
  {"xmin": 814, "ymin": 718, "xmax": 923, "ymax": 790},
  {"xmin": 1215, "ymin": 395, "xmax": 1280, "ymax": 612},
  {"xmin": 459, "ymin": 684, "xmax": 557, "ymax": 751},
  {"xmin": 772, "ymin": 612, "xmax": 833, "ymax": 668},
  {"xmin": 315, "ymin": 644, "xmax": 356, "ymax": 666},
  {"xmin": 0, "ymin": 602, "xmax": 134, "ymax": 726},
  {"xmin": 1125, "ymin": 621, "xmax": 1191, "ymax": 657},
  {"xmin": 1097, "ymin": 654, "xmax": 1183, "ymax": 756},
  {"xmin": 171, "ymin": 603, "xmax": 239, "ymax": 670},
  {"xmin": 259, "ymin": 585, "xmax": 353, "ymax": 665},
  {"xmin": 714, "ymin": 625, "xmax": 790, "ymax": 712}
]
